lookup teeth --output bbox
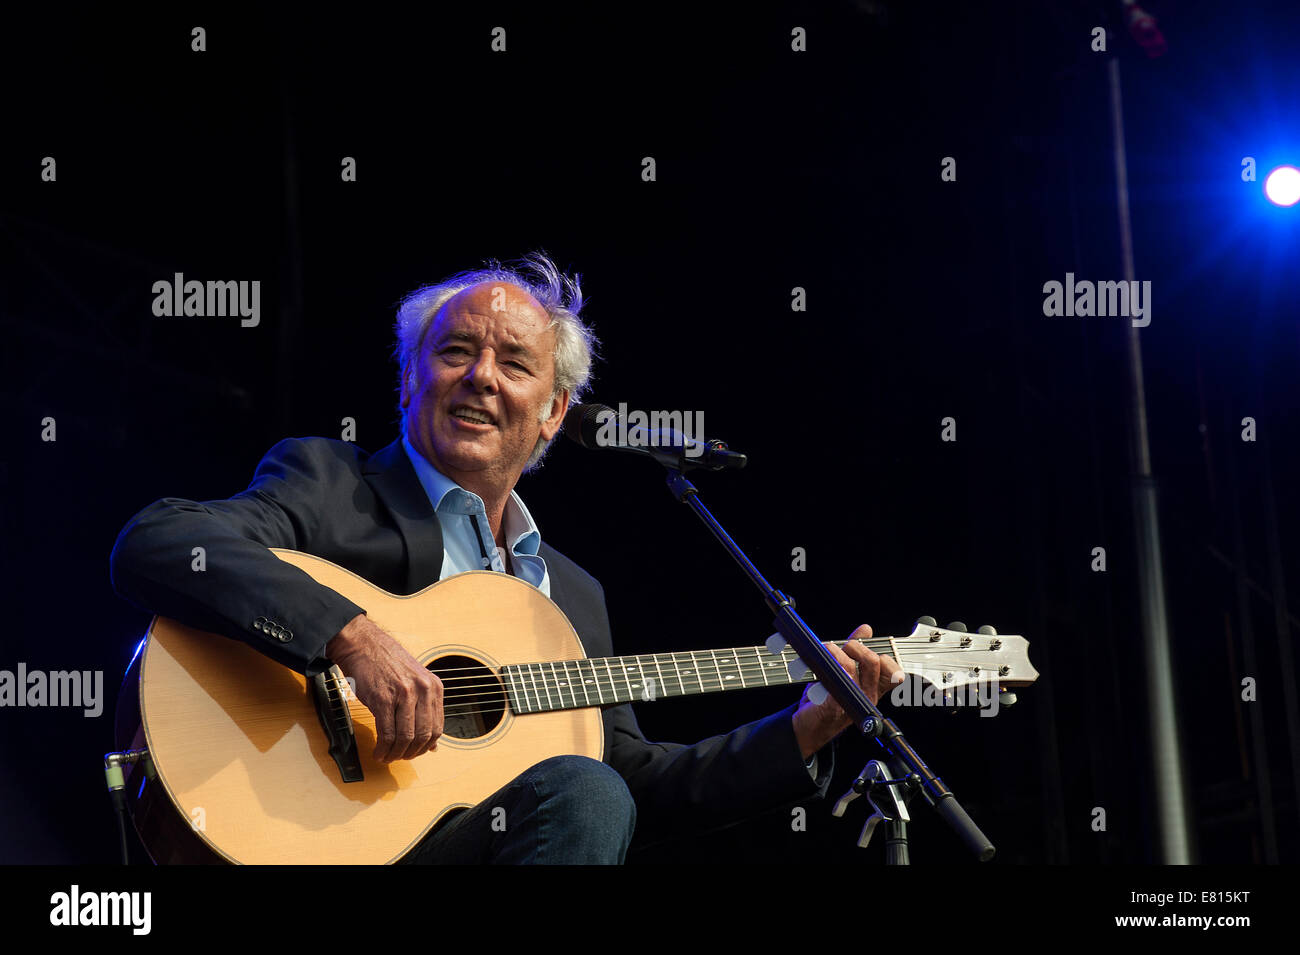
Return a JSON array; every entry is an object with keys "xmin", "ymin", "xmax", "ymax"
[{"xmin": 453, "ymin": 408, "xmax": 493, "ymax": 425}]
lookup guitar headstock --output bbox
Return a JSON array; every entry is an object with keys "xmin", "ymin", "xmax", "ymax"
[{"xmin": 890, "ymin": 621, "xmax": 1039, "ymax": 694}]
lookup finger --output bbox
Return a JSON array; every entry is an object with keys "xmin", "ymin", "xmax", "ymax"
[
  {"xmin": 878, "ymin": 652, "xmax": 904, "ymax": 693},
  {"xmin": 841, "ymin": 640, "xmax": 882, "ymax": 703},
  {"xmin": 840, "ymin": 639, "xmax": 879, "ymax": 683},
  {"xmin": 372, "ymin": 697, "xmax": 397, "ymax": 763},
  {"xmin": 409, "ymin": 693, "xmax": 434, "ymax": 759},
  {"xmin": 411, "ymin": 673, "xmax": 440, "ymax": 757},
  {"xmin": 824, "ymin": 640, "xmax": 858, "ymax": 674},
  {"xmin": 430, "ymin": 674, "xmax": 445, "ymax": 748},
  {"xmin": 841, "ymin": 625, "xmax": 875, "ymax": 680},
  {"xmin": 392, "ymin": 688, "xmax": 421, "ymax": 761},
  {"xmin": 804, "ymin": 642, "xmax": 851, "ymax": 722}
]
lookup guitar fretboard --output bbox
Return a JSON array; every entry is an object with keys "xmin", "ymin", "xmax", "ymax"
[{"xmin": 501, "ymin": 641, "xmax": 893, "ymax": 714}]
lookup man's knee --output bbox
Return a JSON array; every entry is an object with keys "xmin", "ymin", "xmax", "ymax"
[{"xmin": 528, "ymin": 755, "xmax": 636, "ymax": 829}]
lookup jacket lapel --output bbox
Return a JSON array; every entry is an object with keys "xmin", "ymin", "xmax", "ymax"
[{"xmin": 362, "ymin": 438, "xmax": 444, "ymax": 593}]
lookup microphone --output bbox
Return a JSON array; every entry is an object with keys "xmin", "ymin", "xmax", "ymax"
[{"xmin": 562, "ymin": 402, "xmax": 747, "ymax": 472}]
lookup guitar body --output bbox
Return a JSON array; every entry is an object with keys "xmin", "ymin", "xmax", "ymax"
[{"xmin": 130, "ymin": 549, "xmax": 603, "ymax": 865}]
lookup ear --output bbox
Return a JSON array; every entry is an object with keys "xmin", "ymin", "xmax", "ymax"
[
  {"xmin": 539, "ymin": 388, "xmax": 571, "ymax": 441},
  {"xmin": 400, "ymin": 365, "xmax": 415, "ymax": 409}
]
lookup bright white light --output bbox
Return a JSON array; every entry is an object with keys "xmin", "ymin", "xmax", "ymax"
[{"xmin": 1264, "ymin": 165, "xmax": 1300, "ymax": 206}]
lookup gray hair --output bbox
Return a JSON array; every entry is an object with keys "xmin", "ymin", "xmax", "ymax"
[{"xmin": 393, "ymin": 252, "xmax": 599, "ymax": 471}]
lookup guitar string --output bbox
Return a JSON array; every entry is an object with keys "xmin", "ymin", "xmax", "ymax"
[
  {"xmin": 339, "ymin": 640, "xmax": 1003, "ymax": 682},
  {"xmin": 337, "ymin": 651, "xmax": 901, "ymax": 695},
  {"xmin": 423, "ymin": 648, "xmax": 1003, "ymax": 685},
  {"xmin": 332, "ymin": 654, "xmax": 1013, "ymax": 722},
  {"xmin": 438, "ymin": 671, "xmax": 1004, "ymax": 712},
  {"xmin": 340, "ymin": 679, "xmax": 1007, "ymax": 720},
  {"xmin": 327, "ymin": 652, "xmax": 1008, "ymax": 703},
  {"xmin": 322, "ymin": 639, "xmax": 1012, "ymax": 714},
  {"xmin": 386, "ymin": 638, "xmax": 899, "ymax": 677},
  {"xmin": 420, "ymin": 651, "xmax": 1003, "ymax": 690},
  {"xmin": 330, "ymin": 662, "xmax": 1009, "ymax": 717}
]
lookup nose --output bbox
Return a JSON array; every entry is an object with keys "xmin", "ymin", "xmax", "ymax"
[{"xmin": 464, "ymin": 349, "xmax": 499, "ymax": 393}]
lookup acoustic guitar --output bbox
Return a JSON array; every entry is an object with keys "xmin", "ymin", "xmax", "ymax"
[{"xmin": 120, "ymin": 549, "xmax": 1038, "ymax": 864}]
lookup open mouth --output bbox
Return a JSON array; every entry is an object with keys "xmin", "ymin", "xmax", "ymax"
[{"xmin": 450, "ymin": 406, "xmax": 496, "ymax": 427}]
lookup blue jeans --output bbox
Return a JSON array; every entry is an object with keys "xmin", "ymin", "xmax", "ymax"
[{"xmin": 398, "ymin": 755, "xmax": 637, "ymax": 864}]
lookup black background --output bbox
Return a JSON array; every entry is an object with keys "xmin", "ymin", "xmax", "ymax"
[{"xmin": 2, "ymin": 1, "xmax": 1298, "ymax": 870}]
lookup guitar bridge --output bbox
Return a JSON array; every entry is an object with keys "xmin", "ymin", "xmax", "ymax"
[{"xmin": 311, "ymin": 665, "xmax": 364, "ymax": 783}]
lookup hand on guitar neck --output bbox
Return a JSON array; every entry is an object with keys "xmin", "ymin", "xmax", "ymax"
[
  {"xmin": 326, "ymin": 613, "xmax": 445, "ymax": 763},
  {"xmin": 791, "ymin": 625, "xmax": 903, "ymax": 760},
  {"xmin": 327, "ymin": 611, "xmax": 900, "ymax": 765}
]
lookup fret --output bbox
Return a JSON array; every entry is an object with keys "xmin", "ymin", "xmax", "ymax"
[
  {"xmin": 602, "ymin": 657, "xmax": 620, "ymax": 704},
  {"xmin": 725, "ymin": 649, "xmax": 746, "ymax": 689},
  {"xmin": 639, "ymin": 655, "xmax": 654, "ymax": 698},
  {"xmin": 522, "ymin": 665, "xmax": 537, "ymax": 710},
  {"xmin": 520, "ymin": 665, "xmax": 535, "ymax": 712},
  {"xmin": 708, "ymin": 649, "xmax": 725, "ymax": 692},
  {"xmin": 617, "ymin": 656, "xmax": 635, "ymax": 704},
  {"xmin": 553, "ymin": 661, "xmax": 568, "ymax": 707},
  {"xmin": 552, "ymin": 661, "xmax": 570, "ymax": 709},
  {"xmin": 506, "ymin": 666, "xmax": 529, "ymax": 714},
  {"xmin": 575, "ymin": 660, "xmax": 590, "ymax": 706},
  {"xmin": 583, "ymin": 659, "xmax": 605, "ymax": 704},
  {"xmin": 650, "ymin": 654, "xmax": 667, "ymax": 701},
  {"xmin": 668, "ymin": 651, "xmax": 687, "ymax": 697},
  {"xmin": 548, "ymin": 662, "xmax": 571, "ymax": 710},
  {"xmin": 630, "ymin": 655, "xmax": 648, "ymax": 700},
  {"xmin": 501, "ymin": 666, "xmax": 515, "ymax": 712},
  {"xmin": 773, "ymin": 650, "xmax": 790, "ymax": 684},
  {"xmin": 506, "ymin": 636, "xmax": 913, "ymax": 717},
  {"xmin": 572, "ymin": 665, "xmax": 587, "ymax": 712},
  {"xmin": 571, "ymin": 660, "xmax": 592, "ymax": 706},
  {"xmin": 574, "ymin": 659, "xmax": 592, "ymax": 706},
  {"xmin": 687, "ymin": 651, "xmax": 706, "ymax": 693},
  {"xmin": 532, "ymin": 662, "xmax": 555, "ymax": 711},
  {"xmin": 566, "ymin": 660, "xmax": 580, "ymax": 707},
  {"xmin": 775, "ymin": 650, "xmax": 798, "ymax": 684}
]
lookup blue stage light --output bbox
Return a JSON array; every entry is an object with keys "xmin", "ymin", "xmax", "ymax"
[{"xmin": 1264, "ymin": 165, "xmax": 1300, "ymax": 206}]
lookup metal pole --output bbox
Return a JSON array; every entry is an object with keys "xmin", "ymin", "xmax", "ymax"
[
  {"xmin": 1260, "ymin": 433, "xmax": 1300, "ymax": 839},
  {"xmin": 1107, "ymin": 56, "xmax": 1193, "ymax": 863}
]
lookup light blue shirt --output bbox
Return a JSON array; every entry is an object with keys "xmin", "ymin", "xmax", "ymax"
[{"xmin": 401, "ymin": 435, "xmax": 550, "ymax": 597}]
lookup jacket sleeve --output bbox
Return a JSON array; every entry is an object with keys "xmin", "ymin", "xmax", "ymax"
[
  {"xmin": 109, "ymin": 437, "xmax": 367, "ymax": 676},
  {"xmin": 607, "ymin": 695, "xmax": 835, "ymax": 845},
  {"xmin": 562, "ymin": 572, "xmax": 836, "ymax": 842}
]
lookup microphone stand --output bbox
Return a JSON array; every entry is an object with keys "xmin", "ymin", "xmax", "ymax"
[{"xmin": 662, "ymin": 464, "xmax": 996, "ymax": 863}]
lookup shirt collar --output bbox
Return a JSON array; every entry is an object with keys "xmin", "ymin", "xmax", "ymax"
[{"xmin": 401, "ymin": 434, "xmax": 542, "ymax": 555}]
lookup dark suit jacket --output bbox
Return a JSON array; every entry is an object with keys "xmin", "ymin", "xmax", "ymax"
[{"xmin": 110, "ymin": 436, "xmax": 832, "ymax": 843}]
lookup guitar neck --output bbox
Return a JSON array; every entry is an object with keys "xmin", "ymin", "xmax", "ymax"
[{"xmin": 501, "ymin": 637, "xmax": 894, "ymax": 714}]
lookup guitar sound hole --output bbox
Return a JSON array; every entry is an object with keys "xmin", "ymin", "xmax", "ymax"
[{"xmin": 427, "ymin": 655, "xmax": 506, "ymax": 740}]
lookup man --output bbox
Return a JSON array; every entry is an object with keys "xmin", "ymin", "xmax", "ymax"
[{"xmin": 111, "ymin": 253, "xmax": 900, "ymax": 863}]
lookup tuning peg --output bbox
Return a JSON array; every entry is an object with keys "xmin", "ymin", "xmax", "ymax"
[
  {"xmin": 999, "ymin": 690, "xmax": 1018, "ymax": 706},
  {"xmin": 946, "ymin": 621, "xmax": 968, "ymax": 633},
  {"xmin": 978, "ymin": 625, "xmax": 997, "ymax": 636},
  {"xmin": 916, "ymin": 615, "xmax": 937, "ymax": 627}
]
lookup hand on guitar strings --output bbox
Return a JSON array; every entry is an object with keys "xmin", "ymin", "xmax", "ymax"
[
  {"xmin": 326, "ymin": 613, "xmax": 445, "ymax": 762},
  {"xmin": 790, "ymin": 625, "xmax": 903, "ymax": 760}
]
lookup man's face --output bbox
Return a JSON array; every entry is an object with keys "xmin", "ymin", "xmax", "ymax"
[{"xmin": 401, "ymin": 281, "xmax": 568, "ymax": 487}]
